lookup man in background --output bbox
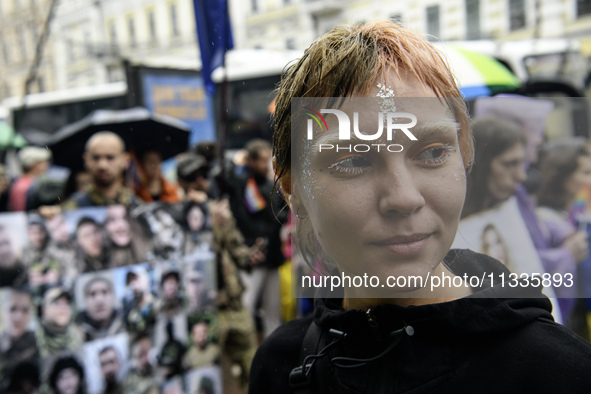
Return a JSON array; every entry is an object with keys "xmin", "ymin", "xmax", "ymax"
[
  {"xmin": 64, "ymin": 131, "xmax": 140, "ymax": 209},
  {"xmin": 9, "ymin": 146, "xmax": 51, "ymax": 211},
  {"xmin": 176, "ymin": 153, "xmax": 258, "ymax": 391},
  {"xmin": 226, "ymin": 139, "xmax": 287, "ymax": 339}
]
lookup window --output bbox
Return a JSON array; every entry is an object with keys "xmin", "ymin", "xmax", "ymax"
[
  {"xmin": 466, "ymin": 0, "xmax": 480, "ymax": 39},
  {"xmin": 67, "ymin": 39, "xmax": 75, "ymax": 63},
  {"xmin": 128, "ymin": 17, "xmax": 136, "ymax": 47},
  {"xmin": 286, "ymin": 38, "xmax": 296, "ymax": 49},
  {"xmin": 84, "ymin": 29, "xmax": 91, "ymax": 55},
  {"xmin": 426, "ymin": 5, "xmax": 440, "ymax": 39},
  {"xmin": 2, "ymin": 40, "xmax": 9, "ymax": 64},
  {"xmin": 109, "ymin": 22, "xmax": 117, "ymax": 45},
  {"xmin": 389, "ymin": 13, "xmax": 403, "ymax": 25},
  {"xmin": 577, "ymin": 0, "xmax": 591, "ymax": 18},
  {"xmin": 509, "ymin": 0, "xmax": 526, "ymax": 31},
  {"xmin": 37, "ymin": 77, "xmax": 44, "ymax": 92},
  {"xmin": 148, "ymin": 11, "xmax": 157, "ymax": 42},
  {"xmin": 18, "ymin": 27, "xmax": 26, "ymax": 60},
  {"xmin": 170, "ymin": 3, "xmax": 179, "ymax": 37}
]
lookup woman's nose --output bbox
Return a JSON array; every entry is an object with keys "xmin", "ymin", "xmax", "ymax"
[{"xmin": 378, "ymin": 167, "xmax": 425, "ymax": 217}]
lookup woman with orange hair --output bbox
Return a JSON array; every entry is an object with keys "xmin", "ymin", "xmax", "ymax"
[{"xmin": 249, "ymin": 20, "xmax": 591, "ymax": 393}]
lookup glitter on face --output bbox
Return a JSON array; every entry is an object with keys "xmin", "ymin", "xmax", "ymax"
[
  {"xmin": 376, "ymin": 82, "xmax": 397, "ymax": 114},
  {"xmin": 376, "ymin": 82, "xmax": 397, "ymax": 135}
]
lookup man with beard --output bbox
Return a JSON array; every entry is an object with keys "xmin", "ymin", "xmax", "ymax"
[
  {"xmin": 226, "ymin": 139, "xmax": 287, "ymax": 339},
  {"xmin": 36, "ymin": 286, "xmax": 83, "ymax": 358},
  {"xmin": 123, "ymin": 334, "xmax": 159, "ymax": 394},
  {"xmin": 122, "ymin": 268, "xmax": 156, "ymax": 335},
  {"xmin": 98, "ymin": 346, "xmax": 123, "ymax": 394},
  {"xmin": 63, "ymin": 131, "xmax": 141, "ymax": 209},
  {"xmin": 78, "ymin": 276, "xmax": 124, "ymax": 341}
]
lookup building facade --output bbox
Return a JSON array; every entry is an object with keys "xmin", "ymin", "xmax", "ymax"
[
  {"xmin": 1, "ymin": 0, "xmax": 591, "ymax": 102},
  {"xmin": 238, "ymin": 0, "xmax": 591, "ymax": 50},
  {"xmin": 0, "ymin": 0, "xmax": 56, "ymax": 100}
]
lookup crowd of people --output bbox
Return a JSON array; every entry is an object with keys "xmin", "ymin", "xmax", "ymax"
[
  {"xmin": 0, "ymin": 131, "xmax": 288, "ymax": 393},
  {"xmin": 0, "ymin": 19, "xmax": 591, "ymax": 394}
]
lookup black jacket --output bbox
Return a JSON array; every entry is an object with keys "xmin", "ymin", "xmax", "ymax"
[
  {"xmin": 250, "ymin": 250, "xmax": 591, "ymax": 393},
  {"xmin": 226, "ymin": 166, "xmax": 287, "ymax": 268}
]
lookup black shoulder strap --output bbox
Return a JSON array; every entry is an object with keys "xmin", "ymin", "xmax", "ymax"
[
  {"xmin": 289, "ymin": 321, "xmax": 324, "ymax": 394},
  {"xmin": 300, "ymin": 321, "xmax": 323, "ymax": 363}
]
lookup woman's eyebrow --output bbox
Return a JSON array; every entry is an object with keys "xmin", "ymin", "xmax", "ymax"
[{"xmin": 412, "ymin": 120, "xmax": 460, "ymax": 140}]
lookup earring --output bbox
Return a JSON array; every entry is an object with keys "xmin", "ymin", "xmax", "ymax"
[{"xmin": 296, "ymin": 208, "xmax": 308, "ymax": 220}]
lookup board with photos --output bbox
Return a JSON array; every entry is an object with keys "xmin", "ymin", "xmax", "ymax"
[{"xmin": 0, "ymin": 202, "xmax": 222, "ymax": 394}]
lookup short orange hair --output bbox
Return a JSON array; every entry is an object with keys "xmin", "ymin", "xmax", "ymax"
[{"xmin": 273, "ymin": 19, "xmax": 473, "ymax": 182}]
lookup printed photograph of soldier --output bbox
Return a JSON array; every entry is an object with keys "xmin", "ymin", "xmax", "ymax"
[
  {"xmin": 73, "ymin": 215, "xmax": 110, "ymax": 273},
  {"xmin": 3, "ymin": 360, "xmax": 41, "ymax": 394},
  {"xmin": 161, "ymin": 376, "xmax": 184, "ymax": 394},
  {"xmin": 182, "ymin": 202, "xmax": 214, "ymax": 256},
  {"xmin": 156, "ymin": 268, "xmax": 185, "ymax": 317},
  {"xmin": 104, "ymin": 205, "xmax": 152, "ymax": 267},
  {"xmin": 122, "ymin": 333, "xmax": 159, "ymax": 394},
  {"xmin": 45, "ymin": 213, "xmax": 77, "ymax": 285},
  {"xmin": 143, "ymin": 203, "xmax": 185, "ymax": 261},
  {"xmin": 0, "ymin": 288, "xmax": 39, "ymax": 380},
  {"xmin": 182, "ymin": 315, "xmax": 220, "ymax": 370},
  {"xmin": 75, "ymin": 273, "xmax": 124, "ymax": 342},
  {"xmin": 183, "ymin": 258, "xmax": 216, "ymax": 313},
  {"xmin": 47, "ymin": 354, "xmax": 87, "ymax": 394},
  {"xmin": 185, "ymin": 366, "xmax": 222, "ymax": 394},
  {"xmin": 154, "ymin": 317, "xmax": 187, "ymax": 381},
  {"xmin": 36, "ymin": 285, "xmax": 83, "ymax": 358},
  {"xmin": 23, "ymin": 214, "xmax": 60, "ymax": 288},
  {"xmin": 0, "ymin": 213, "xmax": 28, "ymax": 287},
  {"xmin": 119, "ymin": 265, "xmax": 157, "ymax": 336},
  {"xmin": 81, "ymin": 333, "xmax": 128, "ymax": 394}
]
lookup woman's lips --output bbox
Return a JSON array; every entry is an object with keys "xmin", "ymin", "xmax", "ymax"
[{"xmin": 370, "ymin": 233, "xmax": 432, "ymax": 255}]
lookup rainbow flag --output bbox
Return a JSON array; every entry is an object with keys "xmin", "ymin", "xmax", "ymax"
[
  {"xmin": 244, "ymin": 177, "xmax": 267, "ymax": 213},
  {"xmin": 569, "ymin": 183, "xmax": 591, "ymax": 228}
]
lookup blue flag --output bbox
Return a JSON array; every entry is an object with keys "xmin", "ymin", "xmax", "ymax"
[{"xmin": 193, "ymin": 0, "xmax": 234, "ymax": 95}]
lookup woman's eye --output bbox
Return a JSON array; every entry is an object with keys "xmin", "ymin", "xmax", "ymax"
[
  {"xmin": 416, "ymin": 143, "xmax": 455, "ymax": 165},
  {"xmin": 328, "ymin": 154, "xmax": 371, "ymax": 175}
]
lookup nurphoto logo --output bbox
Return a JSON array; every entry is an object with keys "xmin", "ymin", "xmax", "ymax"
[{"xmin": 303, "ymin": 107, "xmax": 418, "ymax": 153}]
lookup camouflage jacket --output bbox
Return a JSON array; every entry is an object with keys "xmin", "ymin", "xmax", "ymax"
[
  {"xmin": 211, "ymin": 201, "xmax": 251, "ymax": 310},
  {"xmin": 62, "ymin": 185, "xmax": 142, "ymax": 210}
]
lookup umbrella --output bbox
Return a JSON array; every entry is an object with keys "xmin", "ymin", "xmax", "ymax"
[
  {"xmin": 0, "ymin": 121, "xmax": 28, "ymax": 149},
  {"xmin": 433, "ymin": 44, "xmax": 522, "ymax": 98},
  {"xmin": 48, "ymin": 107, "xmax": 191, "ymax": 170}
]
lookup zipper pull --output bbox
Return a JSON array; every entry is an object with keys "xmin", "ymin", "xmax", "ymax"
[{"xmin": 366, "ymin": 309, "xmax": 383, "ymax": 342}]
